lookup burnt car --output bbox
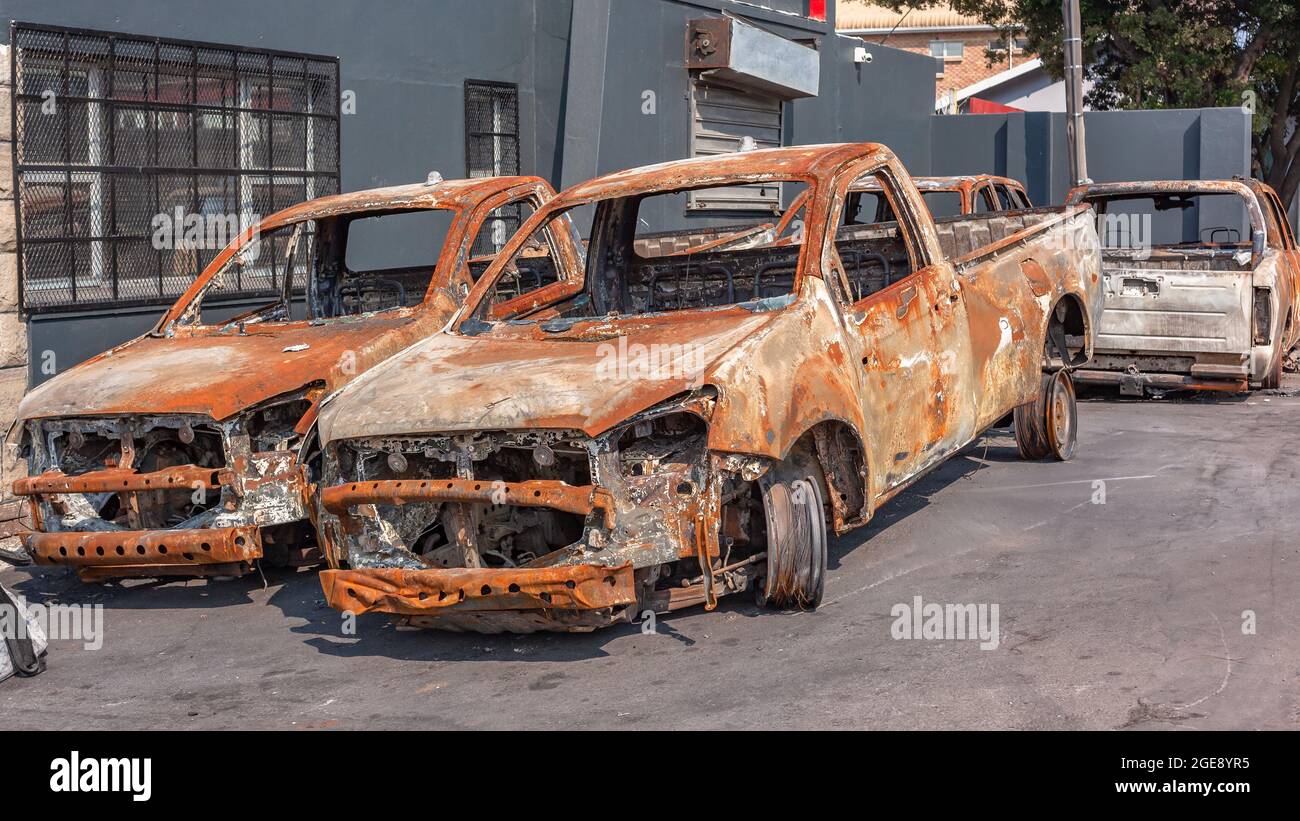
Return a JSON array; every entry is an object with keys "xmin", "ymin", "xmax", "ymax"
[
  {"xmin": 1065, "ymin": 179, "xmax": 1300, "ymax": 394},
  {"xmin": 311, "ymin": 143, "xmax": 1102, "ymax": 632},
  {"xmin": 5, "ymin": 175, "xmax": 556, "ymax": 581},
  {"xmin": 847, "ymin": 174, "xmax": 1033, "ymax": 224}
]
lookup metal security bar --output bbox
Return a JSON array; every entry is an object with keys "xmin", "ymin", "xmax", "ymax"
[
  {"xmin": 464, "ymin": 80, "xmax": 520, "ymax": 257},
  {"xmin": 9, "ymin": 22, "xmax": 341, "ymax": 313}
]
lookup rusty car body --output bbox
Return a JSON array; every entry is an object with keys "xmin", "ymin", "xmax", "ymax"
[
  {"xmin": 848, "ymin": 174, "xmax": 1033, "ymax": 223},
  {"xmin": 5, "ymin": 175, "xmax": 557, "ymax": 581},
  {"xmin": 311, "ymin": 143, "xmax": 1102, "ymax": 632},
  {"xmin": 1065, "ymin": 179, "xmax": 1300, "ymax": 394}
]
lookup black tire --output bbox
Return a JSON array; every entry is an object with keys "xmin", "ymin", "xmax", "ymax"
[
  {"xmin": 757, "ymin": 466, "xmax": 828, "ymax": 610},
  {"xmin": 1044, "ymin": 369, "xmax": 1078, "ymax": 461},
  {"xmin": 1013, "ymin": 371, "xmax": 1053, "ymax": 460}
]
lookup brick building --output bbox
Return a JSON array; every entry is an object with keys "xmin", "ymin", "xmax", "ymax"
[{"xmin": 837, "ymin": 2, "xmax": 1035, "ymax": 104}]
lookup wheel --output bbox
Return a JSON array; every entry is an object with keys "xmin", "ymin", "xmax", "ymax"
[
  {"xmin": 1013, "ymin": 371, "xmax": 1053, "ymax": 460},
  {"xmin": 1015, "ymin": 369, "xmax": 1077, "ymax": 461},
  {"xmin": 757, "ymin": 466, "xmax": 827, "ymax": 610},
  {"xmin": 1044, "ymin": 369, "xmax": 1077, "ymax": 461}
]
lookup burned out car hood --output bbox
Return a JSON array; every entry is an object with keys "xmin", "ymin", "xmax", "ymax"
[
  {"xmin": 18, "ymin": 311, "xmax": 441, "ymax": 423},
  {"xmin": 316, "ymin": 305, "xmax": 788, "ymax": 444}
]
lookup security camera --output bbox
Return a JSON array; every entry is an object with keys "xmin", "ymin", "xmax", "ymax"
[{"xmin": 854, "ymin": 47, "xmax": 873, "ymax": 64}]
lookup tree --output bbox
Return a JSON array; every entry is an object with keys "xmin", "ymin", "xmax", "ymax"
[{"xmin": 868, "ymin": 1, "xmax": 1300, "ymax": 205}]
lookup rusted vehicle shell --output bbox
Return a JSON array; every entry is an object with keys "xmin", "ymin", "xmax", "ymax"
[
  {"xmin": 9, "ymin": 176, "xmax": 558, "ymax": 581},
  {"xmin": 313, "ymin": 143, "xmax": 1103, "ymax": 631}
]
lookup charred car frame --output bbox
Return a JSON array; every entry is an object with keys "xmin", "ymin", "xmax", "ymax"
[
  {"xmin": 6, "ymin": 175, "xmax": 557, "ymax": 581},
  {"xmin": 312, "ymin": 143, "xmax": 1103, "ymax": 632}
]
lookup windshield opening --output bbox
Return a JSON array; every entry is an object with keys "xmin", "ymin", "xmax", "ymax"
[
  {"xmin": 469, "ymin": 180, "xmax": 810, "ymax": 328},
  {"xmin": 178, "ymin": 206, "xmax": 459, "ymax": 327}
]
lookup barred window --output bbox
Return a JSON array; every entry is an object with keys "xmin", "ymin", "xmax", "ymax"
[
  {"xmin": 464, "ymin": 80, "xmax": 520, "ymax": 256},
  {"xmin": 10, "ymin": 23, "xmax": 341, "ymax": 313}
]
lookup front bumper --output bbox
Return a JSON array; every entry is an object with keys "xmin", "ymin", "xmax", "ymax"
[
  {"xmin": 26, "ymin": 525, "xmax": 261, "ymax": 574},
  {"xmin": 320, "ymin": 477, "xmax": 617, "ymax": 528},
  {"xmin": 320, "ymin": 562, "xmax": 638, "ymax": 633},
  {"xmin": 14, "ymin": 459, "xmax": 314, "ymax": 579}
]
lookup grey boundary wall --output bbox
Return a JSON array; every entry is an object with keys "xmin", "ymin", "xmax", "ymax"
[{"xmin": 930, "ymin": 107, "xmax": 1252, "ymax": 207}]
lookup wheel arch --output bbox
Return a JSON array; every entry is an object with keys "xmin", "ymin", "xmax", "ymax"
[
  {"xmin": 777, "ymin": 417, "xmax": 873, "ymax": 533},
  {"xmin": 1047, "ymin": 290, "xmax": 1090, "ymax": 368}
]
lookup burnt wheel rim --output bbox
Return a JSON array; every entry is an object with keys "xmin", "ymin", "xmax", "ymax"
[{"xmin": 1046, "ymin": 371, "xmax": 1075, "ymax": 458}]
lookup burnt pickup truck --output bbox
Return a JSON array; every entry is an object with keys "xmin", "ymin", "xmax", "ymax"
[
  {"xmin": 848, "ymin": 174, "xmax": 1033, "ymax": 223},
  {"xmin": 312, "ymin": 143, "xmax": 1102, "ymax": 632},
  {"xmin": 1065, "ymin": 179, "xmax": 1300, "ymax": 394},
  {"xmin": 4, "ymin": 175, "xmax": 556, "ymax": 581}
]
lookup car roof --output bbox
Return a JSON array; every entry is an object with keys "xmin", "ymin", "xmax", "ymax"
[{"xmin": 258, "ymin": 176, "xmax": 550, "ymax": 230}]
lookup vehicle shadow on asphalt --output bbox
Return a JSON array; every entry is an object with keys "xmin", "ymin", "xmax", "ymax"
[
  {"xmin": 0, "ymin": 427, "xmax": 1012, "ymax": 664},
  {"xmin": 822, "ymin": 434, "xmax": 1000, "ymax": 572},
  {"xmin": 279, "ymin": 441, "xmax": 1001, "ymax": 663},
  {"xmin": 0, "ymin": 563, "xmax": 306, "ymax": 610},
  {"xmin": 274, "ymin": 573, "xmax": 777, "ymax": 662}
]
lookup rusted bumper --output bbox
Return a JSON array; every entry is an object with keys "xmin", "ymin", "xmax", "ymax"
[
  {"xmin": 13, "ymin": 459, "xmax": 315, "ymax": 578},
  {"xmin": 25, "ymin": 525, "xmax": 261, "ymax": 568},
  {"xmin": 13, "ymin": 465, "xmax": 230, "ymax": 496},
  {"xmin": 320, "ymin": 478, "xmax": 616, "ymax": 528},
  {"xmin": 319, "ymin": 562, "xmax": 638, "ymax": 632}
]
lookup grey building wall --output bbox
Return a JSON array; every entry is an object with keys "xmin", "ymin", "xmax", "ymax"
[
  {"xmin": 0, "ymin": 0, "xmax": 936, "ymax": 385},
  {"xmin": 930, "ymin": 107, "xmax": 1252, "ymax": 206}
]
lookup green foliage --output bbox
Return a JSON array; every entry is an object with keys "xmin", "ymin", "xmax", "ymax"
[{"xmin": 864, "ymin": 1, "xmax": 1300, "ymax": 201}]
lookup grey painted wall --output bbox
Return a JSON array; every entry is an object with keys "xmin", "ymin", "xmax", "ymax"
[{"xmin": 930, "ymin": 107, "xmax": 1252, "ymax": 206}]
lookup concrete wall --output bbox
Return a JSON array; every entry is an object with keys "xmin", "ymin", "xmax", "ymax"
[
  {"xmin": 556, "ymin": 1, "xmax": 937, "ymax": 230},
  {"xmin": 844, "ymin": 27, "xmax": 1032, "ymax": 103},
  {"xmin": 930, "ymin": 107, "xmax": 1252, "ymax": 206}
]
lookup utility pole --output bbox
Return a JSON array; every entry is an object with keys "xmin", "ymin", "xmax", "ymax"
[{"xmin": 1062, "ymin": 0, "xmax": 1089, "ymax": 185}]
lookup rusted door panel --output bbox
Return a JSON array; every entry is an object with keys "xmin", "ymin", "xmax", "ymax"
[
  {"xmin": 960, "ymin": 251, "xmax": 1045, "ymax": 428},
  {"xmin": 847, "ymin": 264, "xmax": 976, "ymax": 491}
]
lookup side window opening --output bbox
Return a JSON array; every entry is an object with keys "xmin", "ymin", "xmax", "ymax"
[
  {"xmin": 843, "ymin": 190, "xmax": 895, "ymax": 226},
  {"xmin": 995, "ymin": 184, "xmax": 1017, "ymax": 210},
  {"xmin": 469, "ymin": 198, "xmax": 538, "ymax": 282},
  {"xmin": 920, "ymin": 190, "xmax": 965, "ymax": 220},
  {"xmin": 1261, "ymin": 189, "xmax": 1294, "ymax": 250},
  {"xmin": 835, "ymin": 169, "xmax": 924, "ymax": 304},
  {"xmin": 340, "ymin": 210, "xmax": 454, "ymax": 312},
  {"xmin": 975, "ymin": 186, "xmax": 998, "ymax": 213},
  {"xmin": 486, "ymin": 203, "xmax": 592, "ymax": 312}
]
